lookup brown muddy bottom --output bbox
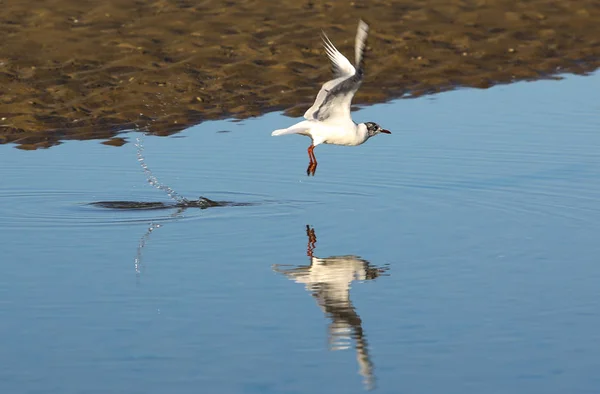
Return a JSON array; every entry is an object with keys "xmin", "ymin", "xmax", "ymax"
[{"xmin": 1, "ymin": 0, "xmax": 600, "ymax": 149}]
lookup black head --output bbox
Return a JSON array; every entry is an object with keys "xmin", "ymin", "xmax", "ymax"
[{"xmin": 364, "ymin": 122, "xmax": 391, "ymax": 137}]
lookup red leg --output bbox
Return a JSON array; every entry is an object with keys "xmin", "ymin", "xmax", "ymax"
[{"xmin": 307, "ymin": 145, "xmax": 318, "ymax": 176}]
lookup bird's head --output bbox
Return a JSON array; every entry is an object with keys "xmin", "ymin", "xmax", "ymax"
[{"xmin": 364, "ymin": 122, "xmax": 391, "ymax": 138}]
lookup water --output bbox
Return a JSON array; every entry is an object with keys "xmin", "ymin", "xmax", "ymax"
[{"xmin": 1, "ymin": 73, "xmax": 600, "ymax": 394}]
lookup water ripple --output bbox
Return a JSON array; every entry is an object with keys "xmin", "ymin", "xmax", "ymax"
[{"xmin": 0, "ymin": 189, "xmax": 288, "ymax": 229}]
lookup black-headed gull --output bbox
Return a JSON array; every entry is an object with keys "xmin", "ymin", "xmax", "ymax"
[{"xmin": 271, "ymin": 20, "xmax": 391, "ymax": 175}]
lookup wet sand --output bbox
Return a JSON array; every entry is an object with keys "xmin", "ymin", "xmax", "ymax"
[{"xmin": 1, "ymin": 0, "xmax": 599, "ymax": 149}]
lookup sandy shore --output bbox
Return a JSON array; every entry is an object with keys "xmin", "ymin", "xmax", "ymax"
[{"xmin": 1, "ymin": 0, "xmax": 599, "ymax": 149}]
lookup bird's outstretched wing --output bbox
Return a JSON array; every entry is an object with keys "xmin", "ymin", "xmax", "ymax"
[{"xmin": 304, "ymin": 20, "xmax": 369, "ymax": 122}]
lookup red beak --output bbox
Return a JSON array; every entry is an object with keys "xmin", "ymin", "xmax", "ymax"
[{"xmin": 380, "ymin": 129, "xmax": 391, "ymax": 134}]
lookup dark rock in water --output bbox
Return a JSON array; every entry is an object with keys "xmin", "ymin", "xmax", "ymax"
[
  {"xmin": 90, "ymin": 201, "xmax": 173, "ymax": 210},
  {"xmin": 90, "ymin": 197, "xmax": 252, "ymax": 210}
]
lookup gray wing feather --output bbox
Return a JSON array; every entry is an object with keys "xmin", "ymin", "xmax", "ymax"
[
  {"xmin": 322, "ymin": 32, "xmax": 349, "ymax": 78},
  {"xmin": 310, "ymin": 72, "xmax": 363, "ymax": 121},
  {"xmin": 304, "ymin": 20, "xmax": 370, "ymax": 122},
  {"xmin": 355, "ymin": 20, "xmax": 369, "ymax": 67}
]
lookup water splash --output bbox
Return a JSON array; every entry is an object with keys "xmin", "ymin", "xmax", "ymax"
[
  {"xmin": 133, "ymin": 207, "xmax": 184, "ymax": 277},
  {"xmin": 133, "ymin": 135, "xmax": 185, "ymax": 279},
  {"xmin": 135, "ymin": 136, "xmax": 187, "ymax": 204},
  {"xmin": 90, "ymin": 136, "xmax": 253, "ymax": 210},
  {"xmin": 128, "ymin": 135, "xmax": 252, "ymax": 278},
  {"xmin": 134, "ymin": 222, "xmax": 162, "ymax": 275}
]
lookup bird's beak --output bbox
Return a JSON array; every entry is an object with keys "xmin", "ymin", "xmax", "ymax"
[{"xmin": 380, "ymin": 129, "xmax": 391, "ymax": 134}]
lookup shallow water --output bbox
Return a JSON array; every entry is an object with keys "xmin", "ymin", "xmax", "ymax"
[{"xmin": 1, "ymin": 73, "xmax": 600, "ymax": 394}]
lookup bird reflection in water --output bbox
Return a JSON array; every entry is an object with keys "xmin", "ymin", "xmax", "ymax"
[{"xmin": 273, "ymin": 225, "xmax": 389, "ymax": 390}]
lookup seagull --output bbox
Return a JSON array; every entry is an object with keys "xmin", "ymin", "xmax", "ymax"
[{"xmin": 271, "ymin": 20, "xmax": 391, "ymax": 176}]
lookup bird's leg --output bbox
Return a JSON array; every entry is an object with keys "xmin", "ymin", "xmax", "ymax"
[
  {"xmin": 307, "ymin": 145, "xmax": 318, "ymax": 176},
  {"xmin": 306, "ymin": 225, "xmax": 317, "ymax": 257},
  {"xmin": 306, "ymin": 145, "xmax": 314, "ymax": 175}
]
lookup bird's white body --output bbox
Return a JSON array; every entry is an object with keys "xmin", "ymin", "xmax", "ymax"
[
  {"xmin": 270, "ymin": 20, "xmax": 390, "ymax": 175},
  {"xmin": 272, "ymin": 119, "xmax": 369, "ymax": 147}
]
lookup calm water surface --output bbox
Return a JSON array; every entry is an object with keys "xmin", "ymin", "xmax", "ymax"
[{"xmin": 1, "ymin": 73, "xmax": 600, "ymax": 394}]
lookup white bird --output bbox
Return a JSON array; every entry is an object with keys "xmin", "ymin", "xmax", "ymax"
[{"xmin": 271, "ymin": 20, "xmax": 391, "ymax": 175}]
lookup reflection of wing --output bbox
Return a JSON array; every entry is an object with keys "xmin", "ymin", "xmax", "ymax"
[
  {"xmin": 303, "ymin": 20, "xmax": 369, "ymax": 122},
  {"xmin": 273, "ymin": 247, "xmax": 387, "ymax": 391},
  {"xmin": 315, "ymin": 283, "xmax": 374, "ymax": 390}
]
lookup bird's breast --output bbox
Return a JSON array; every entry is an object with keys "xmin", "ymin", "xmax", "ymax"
[{"xmin": 315, "ymin": 124, "xmax": 364, "ymax": 146}]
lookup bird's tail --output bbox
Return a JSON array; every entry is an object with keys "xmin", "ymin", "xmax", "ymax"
[
  {"xmin": 271, "ymin": 128, "xmax": 290, "ymax": 136},
  {"xmin": 271, "ymin": 126, "xmax": 307, "ymax": 136}
]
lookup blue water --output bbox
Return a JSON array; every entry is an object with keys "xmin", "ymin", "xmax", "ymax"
[{"xmin": 1, "ymin": 73, "xmax": 600, "ymax": 394}]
